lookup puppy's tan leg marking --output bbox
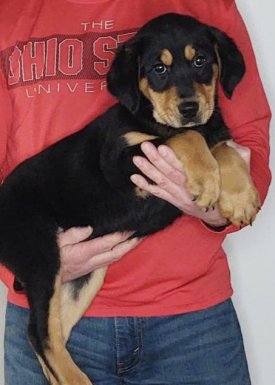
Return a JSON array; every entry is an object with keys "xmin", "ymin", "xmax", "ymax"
[
  {"xmin": 135, "ymin": 187, "xmax": 150, "ymax": 199},
  {"xmin": 60, "ymin": 266, "xmax": 107, "ymax": 343},
  {"xmin": 166, "ymin": 131, "xmax": 220, "ymax": 208},
  {"xmin": 36, "ymin": 355, "xmax": 59, "ymax": 385},
  {"xmin": 123, "ymin": 131, "xmax": 158, "ymax": 147},
  {"xmin": 212, "ymin": 142, "xmax": 260, "ymax": 226},
  {"xmin": 123, "ymin": 131, "xmax": 159, "ymax": 200},
  {"xmin": 42, "ymin": 273, "xmax": 93, "ymax": 385}
]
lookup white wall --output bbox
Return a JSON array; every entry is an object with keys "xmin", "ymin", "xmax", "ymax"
[
  {"xmin": 224, "ymin": 1, "xmax": 275, "ymax": 384},
  {"xmin": 0, "ymin": 1, "xmax": 275, "ymax": 384}
]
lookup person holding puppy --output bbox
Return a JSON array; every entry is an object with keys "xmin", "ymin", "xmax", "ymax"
[{"xmin": 0, "ymin": 0, "xmax": 271, "ymax": 384}]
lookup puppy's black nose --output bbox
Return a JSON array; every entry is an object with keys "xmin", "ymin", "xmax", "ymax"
[{"xmin": 179, "ymin": 102, "xmax": 199, "ymax": 119}]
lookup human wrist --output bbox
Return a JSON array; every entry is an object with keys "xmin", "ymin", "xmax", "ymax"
[
  {"xmin": 202, "ymin": 220, "xmax": 229, "ymax": 232},
  {"xmin": 197, "ymin": 206, "xmax": 228, "ymax": 228}
]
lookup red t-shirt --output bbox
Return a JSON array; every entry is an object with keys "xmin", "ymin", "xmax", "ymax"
[{"xmin": 0, "ymin": 0, "xmax": 271, "ymax": 316}]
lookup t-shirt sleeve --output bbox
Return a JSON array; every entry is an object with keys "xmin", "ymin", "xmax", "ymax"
[
  {"xmin": 0, "ymin": 67, "xmax": 11, "ymax": 179},
  {"xmin": 0, "ymin": 67, "xmax": 13, "ymax": 289},
  {"xmin": 201, "ymin": 0, "xmax": 271, "ymax": 235}
]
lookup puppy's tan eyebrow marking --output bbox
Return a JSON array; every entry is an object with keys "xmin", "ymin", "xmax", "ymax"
[
  {"xmin": 184, "ymin": 45, "xmax": 196, "ymax": 61},
  {"xmin": 160, "ymin": 49, "xmax": 173, "ymax": 66}
]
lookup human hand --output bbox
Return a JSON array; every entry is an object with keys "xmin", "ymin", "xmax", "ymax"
[
  {"xmin": 130, "ymin": 141, "xmax": 229, "ymax": 227},
  {"xmin": 131, "ymin": 141, "xmax": 202, "ymax": 213},
  {"xmin": 226, "ymin": 139, "xmax": 251, "ymax": 168},
  {"xmin": 58, "ymin": 227, "xmax": 141, "ymax": 282}
]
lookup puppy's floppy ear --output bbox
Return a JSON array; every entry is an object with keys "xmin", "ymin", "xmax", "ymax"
[
  {"xmin": 210, "ymin": 27, "xmax": 245, "ymax": 99},
  {"xmin": 107, "ymin": 41, "xmax": 141, "ymax": 114}
]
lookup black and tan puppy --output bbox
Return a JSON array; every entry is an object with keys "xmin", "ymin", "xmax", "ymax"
[{"xmin": 0, "ymin": 13, "xmax": 259, "ymax": 385}]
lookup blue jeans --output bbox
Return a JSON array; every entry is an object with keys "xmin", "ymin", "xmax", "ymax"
[{"xmin": 4, "ymin": 299, "xmax": 251, "ymax": 385}]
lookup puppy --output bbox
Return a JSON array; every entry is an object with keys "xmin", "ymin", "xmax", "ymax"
[{"xmin": 0, "ymin": 13, "xmax": 259, "ymax": 385}]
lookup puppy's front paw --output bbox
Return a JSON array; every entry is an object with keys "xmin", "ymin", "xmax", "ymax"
[
  {"xmin": 166, "ymin": 130, "xmax": 220, "ymax": 210},
  {"xmin": 218, "ymin": 181, "xmax": 260, "ymax": 227},
  {"xmin": 186, "ymin": 160, "xmax": 220, "ymax": 210}
]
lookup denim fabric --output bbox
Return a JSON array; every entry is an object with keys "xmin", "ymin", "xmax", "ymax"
[{"xmin": 4, "ymin": 299, "xmax": 251, "ymax": 385}]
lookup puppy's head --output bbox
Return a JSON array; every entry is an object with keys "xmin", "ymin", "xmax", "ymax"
[{"xmin": 107, "ymin": 13, "xmax": 245, "ymax": 128}]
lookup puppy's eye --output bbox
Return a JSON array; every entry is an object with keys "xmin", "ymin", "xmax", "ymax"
[
  {"xmin": 154, "ymin": 64, "xmax": 168, "ymax": 74},
  {"xmin": 193, "ymin": 55, "xmax": 207, "ymax": 68}
]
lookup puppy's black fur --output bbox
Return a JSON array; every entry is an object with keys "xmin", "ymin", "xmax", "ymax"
[{"xmin": 0, "ymin": 14, "xmax": 245, "ymax": 384}]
